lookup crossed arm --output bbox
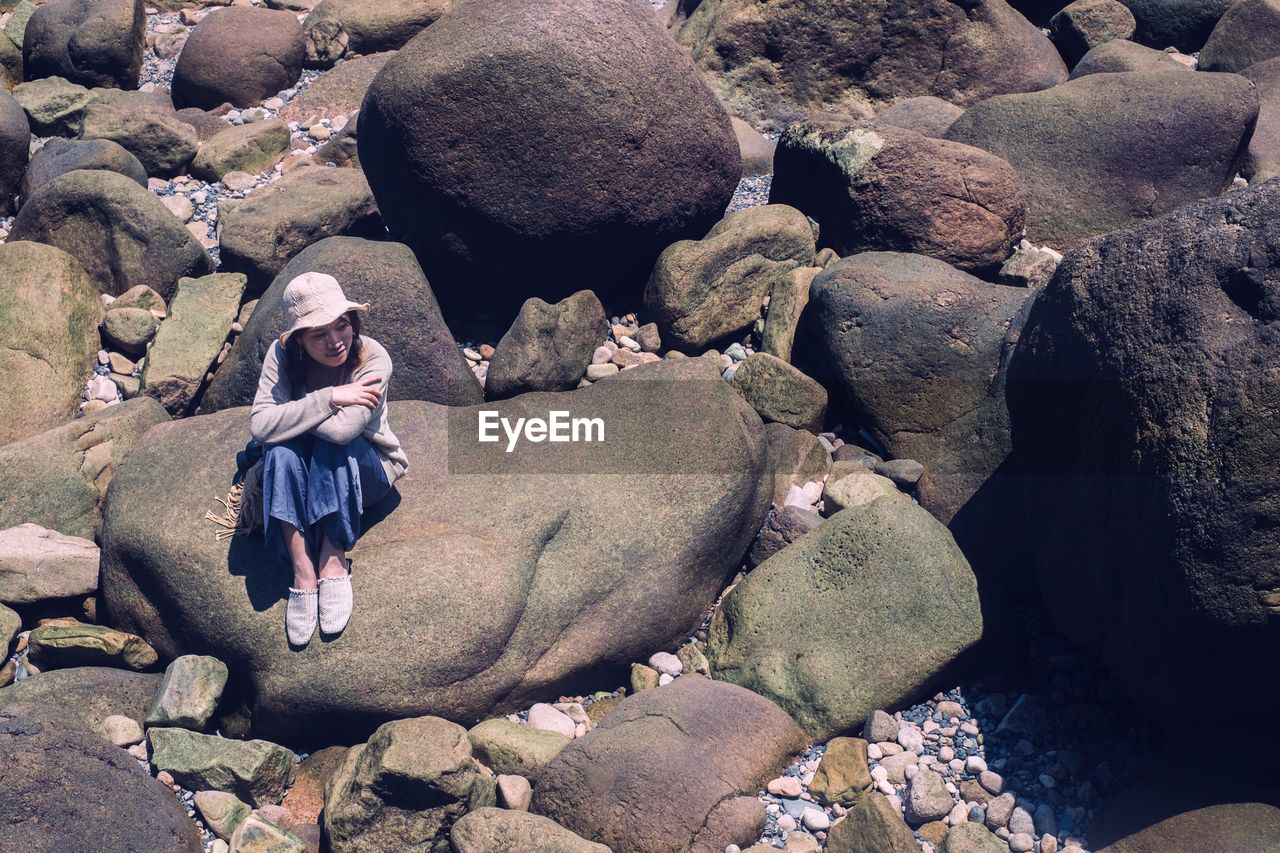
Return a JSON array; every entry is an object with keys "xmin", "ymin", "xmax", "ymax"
[{"xmin": 249, "ymin": 343, "xmax": 391, "ymax": 446}]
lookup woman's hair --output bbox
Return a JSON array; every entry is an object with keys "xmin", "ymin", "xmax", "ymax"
[{"xmin": 284, "ymin": 310, "xmax": 366, "ymax": 389}]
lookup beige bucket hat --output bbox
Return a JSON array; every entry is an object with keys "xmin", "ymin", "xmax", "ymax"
[{"xmin": 279, "ymin": 271, "xmax": 369, "ymax": 345}]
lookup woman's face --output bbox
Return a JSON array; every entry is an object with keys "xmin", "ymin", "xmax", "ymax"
[{"xmin": 300, "ymin": 313, "xmax": 354, "ymax": 368}]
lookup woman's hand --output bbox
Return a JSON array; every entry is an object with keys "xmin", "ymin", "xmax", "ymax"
[{"xmin": 330, "ymin": 375, "xmax": 383, "ymax": 409}]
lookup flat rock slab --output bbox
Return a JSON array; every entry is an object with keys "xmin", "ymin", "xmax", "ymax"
[
  {"xmin": 148, "ymin": 726, "xmax": 296, "ymax": 806},
  {"xmin": 142, "ymin": 272, "xmax": 247, "ymax": 415},
  {"xmin": 0, "ymin": 665, "xmax": 162, "ymax": 729},
  {"xmin": 452, "ymin": 807, "xmax": 609, "ymax": 853},
  {"xmin": 0, "ymin": 523, "xmax": 99, "ymax": 605},
  {"xmin": 101, "ymin": 358, "xmax": 770, "ymax": 740},
  {"xmin": 532, "ymin": 675, "xmax": 807, "ymax": 853}
]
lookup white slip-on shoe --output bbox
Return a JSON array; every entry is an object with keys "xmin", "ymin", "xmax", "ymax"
[
  {"xmin": 318, "ymin": 567, "xmax": 353, "ymax": 635},
  {"xmin": 286, "ymin": 587, "xmax": 318, "ymax": 646}
]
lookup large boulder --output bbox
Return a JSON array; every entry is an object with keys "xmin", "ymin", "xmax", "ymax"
[
  {"xmin": 190, "ymin": 120, "xmax": 290, "ymax": 182},
  {"xmin": 1049, "ymin": 0, "xmax": 1137, "ymax": 67},
  {"xmin": 872, "ymin": 97, "xmax": 965, "ymax": 138},
  {"xmin": 199, "ymin": 236, "xmax": 482, "ymax": 412},
  {"xmin": 171, "ymin": 7, "xmax": 304, "ymax": 109},
  {"xmin": 0, "ymin": 705, "xmax": 204, "ymax": 852},
  {"xmin": 531, "ymin": 675, "xmax": 807, "ymax": 852},
  {"xmin": 770, "ymin": 121, "xmax": 1024, "ymax": 273},
  {"xmin": 644, "ymin": 204, "xmax": 815, "ymax": 353},
  {"xmin": 671, "ymin": 0, "xmax": 1066, "ymax": 132},
  {"xmin": 808, "ymin": 251, "xmax": 1032, "ymax": 574},
  {"xmin": 0, "ymin": 91, "xmax": 29, "ymax": 216},
  {"xmin": 22, "ymin": 0, "xmax": 144, "ymax": 89},
  {"xmin": 485, "ymin": 289, "xmax": 607, "ymax": 399},
  {"xmin": 452, "ymin": 808, "xmax": 609, "ymax": 853},
  {"xmin": 1241, "ymin": 57, "xmax": 1280, "ymax": 184},
  {"xmin": 21, "ymin": 137, "xmax": 147, "ymax": 203},
  {"xmin": 78, "ymin": 102, "xmax": 198, "ymax": 177},
  {"xmin": 323, "ymin": 716, "xmax": 495, "ymax": 851},
  {"xmin": 0, "ymin": 666, "xmax": 162, "ymax": 730},
  {"xmin": 707, "ymin": 496, "xmax": 983, "ymax": 740},
  {"xmin": 1117, "ymin": 0, "xmax": 1234, "ymax": 52},
  {"xmin": 278, "ymin": 51, "xmax": 389, "ymax": 121},
  {"xmin": 359, "ymin": 0, "xmax": 741, "ymax": 318},
  {"xmin": 216, "ymin": 166, "xmax": 382, "ymax": 291},
  {"xmin": 1067, "ymin": 39, "xmax": 1190, "ymax": 79},
  {"xmin": 9, "ymin": 169, "xmax": 213, "ymax": 299},
  {"xmin": 0, "ymin": 241, "xmax": 102, "ymax": 445},
  {"xmin": 100, "ymin": 358, "xmax": 771, "ymax": 740},
  {"xmin": 0, "ymin": 397, "xmax": 169, "ymax": 540},
  {"xmin": 1006, "ymin": 179, "xmax": 1280, "ymax": 744},
  {"xmin": 944, "ymin": 70, "xmax": 1258, "ymax": 250},
  {"xmin": 1198, "ymin": 0, "xmax": 1280, "ymax": 72},
  {"xmin": 303, "ymin": 0, "xmax": 450, "ymax": 66}
]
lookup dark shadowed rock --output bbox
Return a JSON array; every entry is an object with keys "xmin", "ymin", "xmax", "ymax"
[
  {"xmin": 873, "ymin": 97, "xmax": 965, "ymax": 138},
  {"xmin": 303, "ymin": 0, "xmax": 449, "ymax": 66},
  {"xmin": 1049, "ymin": 0, "xmax": 1136, "ymax": 67},
  {"xmin": 9, "ymin": 169, "xmax": 213, "ymax": 298},
  {"xmin": 708, "ymin": 496, "xmax": 981, "ymax": 740},
  {"xmin": 1007, "ymin": 180, "xmax": 1280, "ymax": 746},
  {"xmin": 672, "ymin": 0, "xmax": 1066, "ymax": 132},
  {"xmin": 171, "ymin": 7, "xmax": 304, "ymax": 109},
  {"xmin": 0, "ymin": 397, "xmax": 169, "ymax": 540},
  {"xmin": 1241, "ymin": 57, "xmax": 1280, "ymax": 183},
  {"xmin": 21, "ymin": 138, "xmax": 147, "ymax": 203},
  {"xmin": 945, "ymin": 70, "xmax": 1258, "ymax": 250},
  {"xmin": 747, "ymin": 506, "xmax": 824, "ymax": 569},
  {"xmin": 1117, "ymin": 0, "xmax": 1233, "ymax": 52},
  {"xmin": 0, "ymin": 705, "xmax": 203, "ymax": 851},
  {"xmin": 200, "ymin": 236, "xmax": 481, "ymax": 412},
  {"xmin": 485, "ymin": 290, "xmax": 607, "ymax": 399},
  {"xmin": 1198, "ymin": 0, "xmax": 1280, "ymax": 72},
  {"xmin": 730, "ymin": 351, "xmax": 828, "ymax": 432},
  {"xmin": 531, "ymin": 675, "xmax": 807, "ymax": 853},
  {"xmin": 1068, "ymin": 39, "xmax": 1189, "ymax": 79},
  {"xmin": 0, "ymin": 91, "xmax": 29, "ymax": 215},
  {"xmin": 22, "ymin": 0, "xmax": 144, "ymax": 89},
  {"xmin": 100, "ymin": 359, "xmax": 770, "ymax": 740},
  {"xmin": 771, "ymin": 120, "xmax": 1024, "ymax": 272},
  {"xmin": 359, "ymin": 0, "xmax": 741, "ymax": 318}
]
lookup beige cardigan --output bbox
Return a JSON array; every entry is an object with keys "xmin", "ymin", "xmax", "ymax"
[{"xmin": 249, "ymin": 335, "xmax": 408, "ymax": 484}]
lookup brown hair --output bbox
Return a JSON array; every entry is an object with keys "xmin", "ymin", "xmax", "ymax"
[{"xmin": 284, "ymin": 310, "xmax": 366, "ymax": 390}]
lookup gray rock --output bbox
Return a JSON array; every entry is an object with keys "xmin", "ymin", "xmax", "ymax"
[
  {"xmin": 141, "ymin": 272, "xmax": 246, "ymax": 415},
  {"xmin": 171, "ymin": 7, "xmax": 304, "ymax": 109},
  {"xmin": 873, "ymin": 96, "xmax": 966, "ymax": 138},
  {"xmin": 730, "ymin": 352, "xmax": 827, "ymax": 432},
  {"xmin": 452, "ymin": 807, "xmax": 609, "ymax": 853},
  {"xmin": 21, "ymin": 138, "xmax": 147, "ymax": 203},
  {"xmin": 0, "ymin": 524, "xmax": 99, "ymax": 606},
  {"xmin": 22, "ymin": 0, "xmax": 144, "ymax": 89},
  {"xmin": 485, "ymin": 290, "xmax": 607, "ymax": 399},
  {"xmin": 78, "ymin": 103, "xmax": 199, "ymax": 177},
  {"xmin": 144, "ymin": 655, "xmax": 229, "ymax": 730},
  {"xmin": 467, "ymin": 718, "xmax": 570, "ymax": 782},
  {"xmin": 11, "ymin": 75, "xmax": 96, "ymax": 136},
  {"xmin": 148, "ymin": 727, "xmax": 296, "ymax": 806},
  {"xmin": 1067, "ymin": 39, "xmax": 1188, "ymax": 79},
  {"xmin": 190, "ymin": 120, "xmax": 290, "ymax": 182},
  {"xmin": 865, "ymin": 709, "xmax": 898, "ymax": 744},
  {"xmin": 1198, "ymin": 0, "xmax": 1280, "ymax": 72},
  {"xmin": 0, "ymin": 665, "xmax": 161, "ymax": 729},
  {"xmin": 1118, "ymin": 0, "xmax": 1233, "ymax": 53},
  {"xmin": 1240, "ymin": 57, "xmax": 1280, "ymax": 183},
  {"xmin": 1049, "ymin": 0, "xmax": 1136, "ymax": 67},
  {"xmin": 0, "ymin": 90, "xmax": 28, "ymax": 216},
  {"xmin": 905, "ymin": 768, "xmax": 953, "ymax": 824}
]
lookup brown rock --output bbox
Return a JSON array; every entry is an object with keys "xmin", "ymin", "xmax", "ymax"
[{"xmin": 172, "ymin": 7, "xmax": 304, "ymax": 109}]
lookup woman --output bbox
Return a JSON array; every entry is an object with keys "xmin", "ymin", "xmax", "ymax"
[{"xmin": 250, "ymin": 271, "xmax": 408, "ymax": 646}]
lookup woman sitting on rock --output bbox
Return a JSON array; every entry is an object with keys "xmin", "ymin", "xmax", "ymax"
[{"xmin": 250, "ymin": 272, "xmax": 407, "ymax": 646}]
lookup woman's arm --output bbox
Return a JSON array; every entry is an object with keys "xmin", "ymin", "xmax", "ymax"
[
  {"xmin": 249, "ymin": 342, "xmax": 340, "ymax": 444},
  {"xmin": 311, "ymin": 344, "xmax": 392, "ymax": 446}
]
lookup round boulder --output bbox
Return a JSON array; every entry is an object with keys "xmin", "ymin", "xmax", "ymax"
[
  {"xmin": 1049, "ymin": 0, "xmax": 1137, "ymax": 67},
  {"xmin": 771, "ymin": 120, "xmax": 1025, "ymax": 272},
  {"xmin": 199, "ymin": 236, "xmax": 482, "ymax": 412},
  {"xmin": 1241, "ymin": 57, "xmax": 1280, "ymax": 183},
  {"xmin": 171, "ymin": 7, "xmax": 305, "ymax": 109},
  {"xmin": 1117, "ymin": 0, "xmax": 1234, "ymax": 53},
  {"xmin": 22, "ymin": 0, "xmax": 145, "ymax": 90},
  {"xmin": 9, "ymin": 169, "xmax": 213, "ymax": 299},
  {"xmin": 0, "ymin": 241, "xmax": 102, "ymax": 445},
  {"xmin": 1068, "ymin": 39, "xmax": 1190, "ymax": 79},
  {"xmin": 1198, "ymin": 0, "xmax": 1280, "ymax": 72},
  {"xmin": 0, "ymin": 90, "xmax": 30, "ymax": 216},
  {"xmin": 358, "ymin": 0, "xmax": 741, "ymax": 318},
  {"xmin": 21, "ymin": 138, "xmax": 147, "ymax": 204}
]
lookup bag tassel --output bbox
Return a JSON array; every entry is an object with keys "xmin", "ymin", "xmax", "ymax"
[{"xmin": 205, "ymin": 481, "xmax": 246, "ymax": 541}]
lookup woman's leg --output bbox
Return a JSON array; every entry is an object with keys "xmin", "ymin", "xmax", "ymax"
[
  {"xmin": 306, "ymin": 435, "xmax": 390, "ymax": 573},
  {"xmin": 261, "ymin": 435, "xmax": 319, "ymax": 585}
]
